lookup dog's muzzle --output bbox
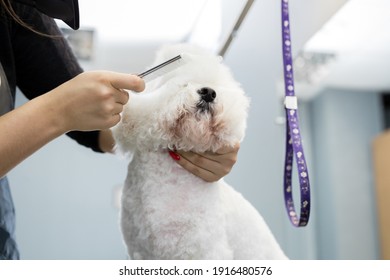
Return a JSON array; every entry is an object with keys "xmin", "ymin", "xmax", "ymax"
[{"xmin": 196, "ymin": 87, "xmax": 216, "ymax": 112}]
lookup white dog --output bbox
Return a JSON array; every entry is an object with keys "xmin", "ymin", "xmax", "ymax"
[{"xmin": 112, "ymin": 44, "xmax": 287, "ymax": 260}]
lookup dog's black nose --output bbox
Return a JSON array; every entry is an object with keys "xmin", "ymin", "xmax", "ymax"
[{"xmin": 197, "ymin": 87, "xmax": 216, "ymax": 103}]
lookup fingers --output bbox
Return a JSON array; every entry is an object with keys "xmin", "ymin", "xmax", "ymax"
[
  {"xmin": 175, "ymin": 150, "xmax": 218, "ymax": 173},
  {"xmin": 109, "ymin": 73, "xmax": 145, "ymax": 92},
  {"xmin": 111, "ymin": 102, "xmax": 125, "ymax": 115},
  {"xmin": 115, "ymin": 89, "xmax": 130, "ymax": 105},
  {"xmin": 110, "ymin": 73, "xmax": 139, "ymax": 106},
  {"xmin": 203, "ymin": 142, "xmax": 240, "ymax": 156},
  {"xmin": 171, "ymin": 144, "xmax": 240, "ymax": 183},
  {"xmin": 100, "ymin": 73, "xmax": 136, "ymax": 128},
  {"xmin": 59, "ymin": 71, "xmax": 143, "ymax": 132},
  {"xmin": 216, "ymin": 142, "xmax": 240, "ymax": 154},
  {"xmin": 172, "ymin": 151, "xmax": 220, "ymax": 183},
  {"xmin": 109, "ymin": 114, "xmax": 121, "ymax": 127}
]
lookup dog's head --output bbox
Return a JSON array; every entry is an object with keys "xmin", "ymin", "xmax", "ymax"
[{"xmin": 113, "ymin": 44, "xmax": 250, "ymax": 154}]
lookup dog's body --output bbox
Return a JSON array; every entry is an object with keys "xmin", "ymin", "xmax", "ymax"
[{"xmin": 112, "ymin": 44, "xmax": 287, "ymax": 260}]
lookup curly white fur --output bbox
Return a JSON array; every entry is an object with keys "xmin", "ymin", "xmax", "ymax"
[{"xmin": 112, "ymin": 44, "xmax": 288, "ymax": 260}]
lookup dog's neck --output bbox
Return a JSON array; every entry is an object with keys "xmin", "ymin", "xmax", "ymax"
[
  {"xmin": 125, "ymin": 149, "xmax": 208, "ymax": 190},
  {"xmin": 131, "ymin": 149, "xmax": 179, "ymax": 172}
]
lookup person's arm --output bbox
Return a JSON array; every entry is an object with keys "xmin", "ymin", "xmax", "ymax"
[
  {"xmin": 0, "ymin": 71, "xmax": 144, "ymax": 178},
  {"xmin": 11, "ymin": 6, "xmax": 109, "ymax": 153},
  {"xmin": 0, "ymin": 89, "xmax": 66, "ymax": 178}
]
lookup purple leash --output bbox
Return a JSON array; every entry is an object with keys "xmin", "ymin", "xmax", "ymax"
[{"xmin": 281, "ymin": 0, "xmax": 311, "ymax": 227}]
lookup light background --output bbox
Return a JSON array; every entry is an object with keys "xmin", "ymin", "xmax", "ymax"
[{"xmin": 8, "ymin": 0, "xmax": 386, "ymax": 259}]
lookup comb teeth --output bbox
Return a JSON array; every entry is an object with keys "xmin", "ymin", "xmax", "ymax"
[{"xmin": 138, "ymin": 54, "xmax": 187, "ymax": 83}]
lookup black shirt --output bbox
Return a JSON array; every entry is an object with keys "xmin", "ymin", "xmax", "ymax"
[
  {"xmin": 0, "ymin": 2, "xmax": 102, "ymax": 260},
  {"xmin": 0, "ymin": 2, "xmax": 102, "ymax": 152}
]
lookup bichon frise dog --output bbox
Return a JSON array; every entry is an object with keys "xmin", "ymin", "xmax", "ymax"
[{"xmin": 112, "ymin": 44, "xmax": 288, "ymax": 260}]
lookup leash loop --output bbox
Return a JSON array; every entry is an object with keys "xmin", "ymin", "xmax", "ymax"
[{"xmin": 281, "ymin": 0, "xmax": 311, "ymax": 227}]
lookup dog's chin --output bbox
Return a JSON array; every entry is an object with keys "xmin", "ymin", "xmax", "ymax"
[{"xmin": 165, "ymin": 114, "xmax": 226, "ymax": 153}]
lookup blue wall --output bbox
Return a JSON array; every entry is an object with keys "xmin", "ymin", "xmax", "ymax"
[{"xmin": 309, "ymin": 88, "xmax": 382, "ymax": 259}]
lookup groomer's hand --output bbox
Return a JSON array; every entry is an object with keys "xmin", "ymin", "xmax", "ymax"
[
  {"xmin": 0, "ymin": 71, "xmax": 144, "ymax": 177},
  {"xmin": 51, "ymin": 71, "xmax": 145, "ymax": 132},
  {"xmin": 169, "ymin": 143, "xmax": 240, "ymax": 182}
]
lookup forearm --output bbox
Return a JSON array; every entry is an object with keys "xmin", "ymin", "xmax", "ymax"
[
  {"xmin": 0, "ymin": 71, "xmax": 144, "ymax": 177},
  {"xmin": 0, "ymin": 93, "xmax": 66, "ymax": 178}
]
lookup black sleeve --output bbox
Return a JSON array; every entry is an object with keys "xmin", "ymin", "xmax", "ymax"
[{"xmin": 11, "ymin": 4, "xmax": 103, "ymax": 153}]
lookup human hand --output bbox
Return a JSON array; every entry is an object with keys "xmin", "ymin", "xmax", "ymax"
[
  {"xmin": 169, "ymin": 143, "xmax": 240, "ymax": 182},
  {"xmin": 50, "ymin": 71, "xmax": 145, "ymax": 132}
]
